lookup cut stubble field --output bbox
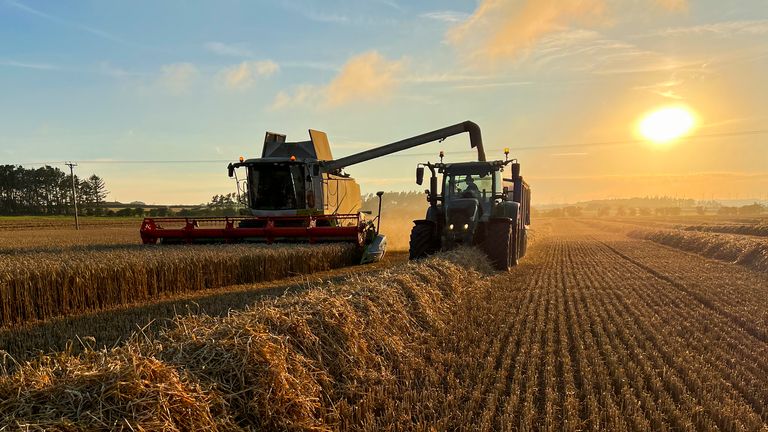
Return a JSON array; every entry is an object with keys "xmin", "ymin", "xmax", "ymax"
[{"xmin": 1, "ymin": 217, "xmax": 767, "ymax": 430}]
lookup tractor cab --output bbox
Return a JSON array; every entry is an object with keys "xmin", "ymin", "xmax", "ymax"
[{"xmin": 440, "ymin": 162, "xmax": 506, "ymax": 245}]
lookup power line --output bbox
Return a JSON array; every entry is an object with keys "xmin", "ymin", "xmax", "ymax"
[
  {"xmin": 385, "ymin": 128, "xmax": 768, "ymax": 158},
  {"xmin": 6, "ymin": 128, "xmax": 768, "ymax": 166}
]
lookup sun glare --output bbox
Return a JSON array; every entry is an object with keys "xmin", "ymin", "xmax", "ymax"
[{"xmin": 638, "ymin": 106, "xmax": 696, "ymax": 144}]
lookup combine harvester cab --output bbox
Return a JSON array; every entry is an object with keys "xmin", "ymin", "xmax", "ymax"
[{"xmin": 141, "ymin": 121, "xmax": 487, "ymax": 265}]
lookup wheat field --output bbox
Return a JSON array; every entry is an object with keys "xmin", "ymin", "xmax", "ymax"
[
  {"xmin": 1, "ymin": 218, "xmax": 767, "ymax": 430},
  {"xmin": 0, "ymin": 243, "xmax": 359, "ymax": 327}
]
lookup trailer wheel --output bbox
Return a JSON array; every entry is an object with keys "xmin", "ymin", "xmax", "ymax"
[
  {"xmin": 485, "ymin": 220, "xmax": 518, "ymax": 271},
  {"xmin": 409, "ymin": 222, "xmax": 438, "ymax": 260}
]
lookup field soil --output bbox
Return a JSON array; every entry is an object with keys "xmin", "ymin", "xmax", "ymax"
[{"xmin": 423, "ymin": 219, "xmax": 767, "ymax": 430}]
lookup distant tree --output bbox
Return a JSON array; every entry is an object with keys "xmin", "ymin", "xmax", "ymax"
[
  {"xmin": 544, "ymin": 208, "xmax": 565, "ymax": 217},
  {"xmin": 696, "ymin": 206, "xmax": 706, "ymax": 215},
  {"xmin": 564, "ymin": 206, "xmax": 582, "ymax": 217},
  {"xmin": 739, "ymin": 203, "xmax": 764, "ymax": 216},
  {"xmin": 0, "ymin": 165, "xmax": 105, "ymax": 216},
  {"xmin": 616, "ymin": 206, "xmax": 627, "ymax": 217},
  {"xmin": 148, "ymin": 207, "xmax": 174, "ymax": 217},
  {"xmin": 87, "ymin": 175, "xmax": 108, "ymax": 208},
  {"xmin": 628, "ymin": 207, "xmax": 637, "ymax": 217},
  {"xmin": 115, "ymin": 208, "xmax": 133, "ymax": 217}
]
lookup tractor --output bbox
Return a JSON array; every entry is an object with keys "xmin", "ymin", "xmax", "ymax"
[{"xmin": 409, "ymin": 150, "xmax": 531, "ymax": 270}]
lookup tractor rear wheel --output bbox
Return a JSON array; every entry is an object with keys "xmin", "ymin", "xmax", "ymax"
[
  {"xmin": 485, "ymin": 220, "xmax": 518, "ymax": 271},
  {"xmin": 409, "ymin": 222, "xmax": 438, "ymax": 260}
]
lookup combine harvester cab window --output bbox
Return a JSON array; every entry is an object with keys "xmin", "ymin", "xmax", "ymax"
[{"xmin": 249, "ymin": 163, "xmax": 306, "ymax": 210}]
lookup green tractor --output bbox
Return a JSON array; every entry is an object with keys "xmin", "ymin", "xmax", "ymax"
[{"xmin": 409, "ymin": 151, "xmax": 531, "ymax": 270}]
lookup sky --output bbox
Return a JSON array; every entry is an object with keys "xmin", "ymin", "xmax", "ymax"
[{"xmin": 1, "ymin": 0, "xmax": 767, "ymax": 205}]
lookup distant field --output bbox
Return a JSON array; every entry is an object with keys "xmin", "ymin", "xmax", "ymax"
[
  {"xmin": 0, "ymin": 214, "xmax": 422, "ymax": 252},
  {"xmin": 0, "ymin": 216, "xmax": 141, "ymax": 251}
]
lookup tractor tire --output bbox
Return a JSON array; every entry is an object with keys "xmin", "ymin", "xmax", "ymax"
[
  {"xmin": 409, "ymin": 223, "xmax": 438, "ymax": 260},
  {"xmin": 485, "ymin": 220, "xmax": 518, "ymax": 271}
]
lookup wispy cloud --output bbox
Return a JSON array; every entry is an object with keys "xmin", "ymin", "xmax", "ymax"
[
  {"xmin": 272, "ymin": 85, "xmax": 321, "ymax": 110},
  {"xmin": 634, "ymin": 79, "xmax": 685, "ymax": 99},
  {"xmin": 218, "ymin": 60, "xmax": 279, "ymax": 90},
  {"xmin": 551, "ymin": 152, "xmax": 589, "ymax": 157},
  {"xmin": 448, "ymin": 0, "xmax": 688, "ymax": 63},
  {"xmin": 453, "ymin": 81, "xmax": 533, "ymax": 90},
  {"xmin": 203, "ymin": 42, "xmax": 253, "ymax": 57},
  {"xmin": 523, "ymin": 29, "xmax": 698, "ymax": 76},
  {"xmin": 653, "ymin": 20, "xmax": 768, "ymax": 37},
  {"xmin": 5, "ymin": 0, "xmax": 132, "ymax": 46},
  {"xmin": 279, "ymin": 60, "xmax": 340, "ymax": 72},
  {"xmin": 278, "ymin": 1, "xmax": 401, "ymax": 26},
  {"xmin": 372, "ymin": 0, "xmax": 403, "ymax": 12},
  {"xmin": 0, "ymin": 59, "xmax": 60, "ymax": 70},
  {"xmin": 421, "ymin": 11, "xmax": 470, "ymax": 23},
  {"xmin": 98, "ymin": 62, "xmax": 148, "ymax": 79},
  {"xmin": 653, "ymin": 0, "xmax": 687, "ymax": 12},
  {"xmin": 158, "ymin": 63, "xmax": 199, "ymax": 94},
  {"xmin": 272, "ymin": 51, "xmax": 405, "ymax": 109},
  {"xmin": 325, "ymin": 51, "xmax": 404, "ymax": 106}
]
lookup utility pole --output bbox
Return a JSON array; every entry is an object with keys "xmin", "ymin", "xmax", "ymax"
[{"xmin": 65, "ymin": 162, "xmax": 80, "ymax": 230}]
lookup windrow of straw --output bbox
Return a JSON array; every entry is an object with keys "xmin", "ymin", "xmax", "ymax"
[
  {"xmin": 0, "ymin": 243, "xmax": 359, "ymax": 327},
  {"xmin": 629, "ymin": 228, "xmax": 768, "ymax": 272},
  {"xmin": 681, "ymin": 223, "xmax": 768, "ymax": 237},
  {"xmin": 0, "ymin": 249, "xmax": 493, "ymax": 431}
]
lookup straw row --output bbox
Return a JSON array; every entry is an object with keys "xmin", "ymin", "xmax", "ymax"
[
  {"xmin": 0, "ymin": 243, "xmax": 360, "ymax": 327},
  {"xmin": 0, "ymin": 248, "xmax": 492, "ymax": 431},
  {"xmin": 628, "ymin": 228, "xmax": 768, "ymax": 272},
  {"xmin": 682, "ymin": 223, "xmax": 768, "ymax": 237}
]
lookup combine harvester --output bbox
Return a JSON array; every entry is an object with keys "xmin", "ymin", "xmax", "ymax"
[{"xmin": 140, "ymin": 121, "xmax": 486, "ymax": 264}]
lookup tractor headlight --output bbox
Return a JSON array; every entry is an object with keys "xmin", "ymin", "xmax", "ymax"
[
  {"xmin": 448, "ymin": 224, "xmax": 454, "ymax": 230},
  {"xmin": 463, "ymin": 224, "xmax": 469, "ymax": 230}
]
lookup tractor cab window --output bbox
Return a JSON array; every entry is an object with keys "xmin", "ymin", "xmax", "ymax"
[
  {"xmin": 248, "ymin": 163, "xmax": 306, "ymax": 210},
  {"xmin": 445, "ymin": 173, "xmax": 494, "ymax": 201}
]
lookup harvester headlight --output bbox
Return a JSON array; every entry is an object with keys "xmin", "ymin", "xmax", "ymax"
[
  {"xmin": 463, "ymin": 224, "xmax": 469, "ymax": 230},
  {"xmin": 448, "ymin": 224, "xmax": 454, "ymax": 230}
]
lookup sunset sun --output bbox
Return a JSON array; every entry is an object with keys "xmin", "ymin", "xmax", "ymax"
[{"xmin": 639, "ymin": 106, "xmax": 697, "ymax": 144}]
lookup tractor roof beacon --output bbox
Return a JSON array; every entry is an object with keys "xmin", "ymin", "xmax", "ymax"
[{"xmin": 410, "ymin": 147, "xmax": 531, "ymax": 270}]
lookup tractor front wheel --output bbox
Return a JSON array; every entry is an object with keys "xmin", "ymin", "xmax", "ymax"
[
  {"xmin": 409, "ymin": 222, "xmax": 438, "ymax": 260},
  {"xmin": 485, "ymin": 220, "xmax": 518, "ymax": 271}
]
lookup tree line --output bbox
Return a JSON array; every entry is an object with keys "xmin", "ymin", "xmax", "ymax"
[{"xmin": 0, "ymin": 165, "xmax": 108, "ymax": 216}]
